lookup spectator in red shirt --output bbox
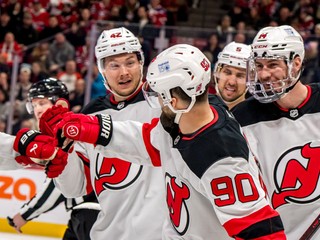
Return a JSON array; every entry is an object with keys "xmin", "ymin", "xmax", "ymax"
[
  {"xmin": 79, "ymin": 8, "xmax": 93, "ymax": 33},
  {"xmin": 23, "ymin": 0, "xmax": 49, "ymax": 10},
  {"xmin": 28, "ymin": 1, "xmax": 50, "ymax": 32},
  {"xmin": 90, "ymin": 0, "xmax": 113, "ymax": 20},
  {"xmin": 0, "ymin": 32, "xmax": 22, "ymax": 67},
  {"xmin": 148, "ymin": 0, "xmax": 167, "ymax": 27},
  {"xmin": 57, "ymin": 2, "xmax": 78, "ymax": 30}
]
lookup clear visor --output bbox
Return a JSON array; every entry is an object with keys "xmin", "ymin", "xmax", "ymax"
[
  {"xmin": 142, "ymin": 81, "xmax": 196, "ymax": 124},
  {"xmin": 25, "ymin": 95, "xmax": 53, "ymax": 114},
  {"xmin": 26, "ymin": 101, "xmax": 34, "ymax": 114},
  {"xmin": 246, "ymin": 56, "xmax": 296, "ymax": 103},
  {"xmin": 214, "ymin": 64, "xmax": 247, "ymax": 83},
  {"xmin": 142, "ymin": 82, "xmax": 161, "ymax": 109}
]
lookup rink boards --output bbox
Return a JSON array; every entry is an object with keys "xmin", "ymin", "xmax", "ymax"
[{"xmin": 0, "ymin": 168, "xmax": 69, "ymax": 238}]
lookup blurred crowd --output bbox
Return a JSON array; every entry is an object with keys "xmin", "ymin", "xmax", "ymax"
[
  {"xmin": 1, "ymin": 0, "xmax": 320, "ymax": 135},
  {"xmin": 0, "ymin": 0, "xmax": 194, "ymax": 134},
  {"xmin": 202, "ymin": 0, "xmax": 320, "ymax": 89}
]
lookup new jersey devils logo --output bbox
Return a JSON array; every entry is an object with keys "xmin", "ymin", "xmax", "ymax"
[
  {"xmin": 95, "ymin": 156, "xmax": 143, "ymax": 196},
  {"xmin": 165, "ymin": 173, "xmax": 190, "ymax": 235},
  {"xmin": 272, "ymin": 142, "xmax": 320, "ymax": 209}
]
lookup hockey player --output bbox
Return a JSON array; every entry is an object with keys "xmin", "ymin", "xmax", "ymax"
[
  {"xmin": 214, "ymin": 41, "xmax": 251, "ymax": 109},
  {"xmin": 33, "ymin": 27, "xmax": 165, "ymax": 240},
  {"xmin": 51, "ymin": 44, "xmax": 286, "ymax": 239},
  {"xmin": 8, "ymin": 78, "xmax": 100, "ymax": 240},
  {"xmin": 231, "ymin": 25, "xmax": 320, "ymax": 239}
]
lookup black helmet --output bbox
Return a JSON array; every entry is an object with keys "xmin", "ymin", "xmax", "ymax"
[{"xmin": 26, "ymin": 78, "xmax": 69, "ymax": 114}]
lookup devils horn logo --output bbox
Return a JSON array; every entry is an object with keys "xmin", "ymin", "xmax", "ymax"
[
  {"xmin": 272, "ymin": 142, "xmax": 320, "ymax": 209},
  {"xmin": 165, "ymin": 173, "xmax": 190, "ymax": 235},
  {"xmin": 95, "ymin": 156, "xmax": 143, "ymax": 196}
]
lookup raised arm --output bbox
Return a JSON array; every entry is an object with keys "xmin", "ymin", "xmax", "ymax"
[{"xmin": 55, "ymin": 112, "xmax": 161, "ymax": 167}]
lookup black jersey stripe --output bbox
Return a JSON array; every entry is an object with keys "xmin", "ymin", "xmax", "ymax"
[
  {"xmin": 237, "ymin": 216, "xmax": 284, "ymax": 239},
  {"xmin": 232, "ymin": 83, "xmax": 320, "ymax": 127},
  {"xmin": 176, "ymin": 101, "xmax": 249, "ymax": 179},
  {"xmin": 81, "ymin": 90, "xmax": 146, "ymax": 113},
  {"xmin": 21, "ymin": 179, "xmax": 65, "ymax": 220}
]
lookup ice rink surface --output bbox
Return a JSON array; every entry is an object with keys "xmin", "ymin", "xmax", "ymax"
[{"xmin": 0, "ymin": 232, "xmax": 60, "ymax": 240}]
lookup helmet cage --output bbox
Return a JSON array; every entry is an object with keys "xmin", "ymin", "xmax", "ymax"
[
  {"xmin": 246, "ymin": 55, "xmax": 299, "ymax": 103},
  {"xmin": 248, "ymin": 26, "xmax": 304, "ymax": 103}
]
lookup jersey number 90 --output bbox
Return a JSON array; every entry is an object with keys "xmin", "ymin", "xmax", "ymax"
[{"xmin": 211, "ymin": 173, "xmax": 259, "ymax": 207}]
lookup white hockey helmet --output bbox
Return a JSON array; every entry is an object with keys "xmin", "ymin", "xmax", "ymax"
[
  {"xmin": 247, "ymin": 25, "xmax": 305, "ymax": 103},
  {"xmin": 214, "ymin": 41, "xmax": 251, "ymax": 72},
  {"xmin": 251, "ymin": 25, "xmax": 304, "ymax": 61},
  {"xmin": 213, "ymin": 42, "xmax": 251, "ymax": 106},
  {"xmin": 144, "ymin": 44, "xmax": 211, "ymax": 120},
  {"xmin": 95, "ymin": 27, "xmax": 144, "ymax": 91}
]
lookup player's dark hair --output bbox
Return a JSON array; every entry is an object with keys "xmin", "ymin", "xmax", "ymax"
[{"xmin": 171, "ymin": 84, "xmax": 209, "ymax": 104}]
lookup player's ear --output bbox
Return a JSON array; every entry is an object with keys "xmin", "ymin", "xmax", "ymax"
[
  {"xmin": 170, "ymin": 96, "xmax": 178, "ymax": 109},
  {"xmin": 292, "ymin": 55, "xmax": 302, "ymax": 72},
  {"xmin": 55, "ymin": 98, "xmax": 70, "ymax": 110},
  {"xmin": 171, "ymin": 95, "xmax": 190, "ymax": 111}
]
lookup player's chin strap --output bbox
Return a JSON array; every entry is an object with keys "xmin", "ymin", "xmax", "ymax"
[
  {"xmin": 277, "ymin": 65, "xmax": 302, "ymax": 100},
  {"xmin": 283, "ymin": 76, "xmax": 300, "ymax": 94},
  {"xmin": 285, "ymin": 61, "xmax": 302, "ymax": 93},
  {"xmin": 172, "ymin": 95, "xmax": 196, "ymax": 124},
  {"xmin": 174, "ymin": 112, "xmax": 182, "ymax": 124}
]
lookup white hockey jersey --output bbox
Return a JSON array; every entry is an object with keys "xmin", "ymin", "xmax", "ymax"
[
  {"xmin": 54, "ymin": 90, "xmax": 167, "ymax": 240},
  {"xmin": 232, "ymin": 83, "xmax": 320, "ymax": 240},
  {"xmin": 0, "ymin": 132, "xmax": 21, "ymax": 170},
  {"xmin": 91, "ymin": 95, "xmax": 285, "ymax": 239}
]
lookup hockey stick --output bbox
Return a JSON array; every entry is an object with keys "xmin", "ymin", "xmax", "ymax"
[{"xmin": 299, "ymin": 213, "xmax": 320, "ymax": 240}]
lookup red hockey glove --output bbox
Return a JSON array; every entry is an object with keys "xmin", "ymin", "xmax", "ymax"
[
  {"xmin": 45, "ymin": 148, "xmax": 68, "ymax": 178},
  {"xmin": 14, "ymin": 128, "xmax": 59, "ymax": 165},
  {"xmin": 15, "ymin": 155, "xmax": 39, "ymax": 166},
  {"xmin": 55, "ymin": 113, "xmax": 112, "ymax": 146},
  {"xmin": 39, "ymin": 100, "xmax": 70, "ymax": 137},
  {"xmin": 39, "ymin": 99, "xmax": 74, "ymax": 151}
]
